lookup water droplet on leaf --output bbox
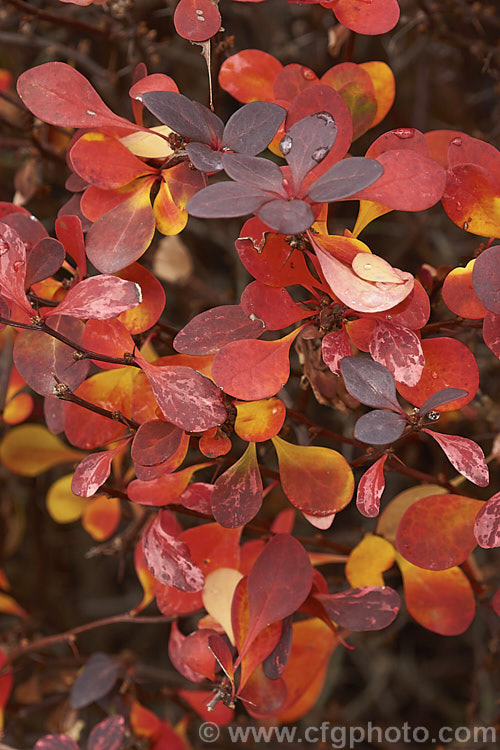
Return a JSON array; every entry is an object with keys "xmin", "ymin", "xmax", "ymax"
[
  {"xmin": 393, "ymin": 128, "xmax": 415, "ymax": 139},
  {"xmin": 312, "ymin": 146, "xmax": 329, "ymax": 163},
  {"xmin": 451, "ymin": 137, "xmax": 462, "ymax": 147},
  {"xmin": 455, "ymin": 201, "xmax": 462, "ymax": 211},
  {"xmin": 302, "ymin": 68, "xmax": 315, "ymax": 80},
  {"xmin": 13, "ymin": 261, "xmax": 23, "ymax": 272},
  {"xmin": 463, "ymin": 221, "xmax": 469, "ymax": 230},
  {"xmin": 427, "ymin": 411, "xmax": 440, "ymax": 421},
  {"xmin": 386, "ymin": 314, "xmax": 392, "ymax": 320},
  {"xmin": 280, "ymin": 135, "xmax": 293, "ymax": 156},
  {"xmin": 430, "ymin": 370, "xmax": 438, "ymax": 380},
  {"xmin": 86, "ymin": 110, "xmax": 96, "ymax": 116}
]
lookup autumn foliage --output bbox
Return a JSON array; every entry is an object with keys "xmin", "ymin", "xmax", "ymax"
[{"xmin": 0, "ymin": 0, "xmax": 498, "ymax": 747}]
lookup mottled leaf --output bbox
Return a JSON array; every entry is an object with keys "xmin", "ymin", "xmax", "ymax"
[
  {"xmin": 369, "ymin": 321, "xmax": 424, "ymax": 386},
  {"xmin": 142, "ymin": 510, "xmax": 205, "ymax": 591},
  {"xmin": 34, "ymin": 736, "xmax": 79, "ymax": 750},
  {"xmin": 45, "ymin": 275, "xmax": 142, "ymax": 321},
  {"xmin": 423, "ymin": 429, "xmax": 489, "ymax": 487},
  {"xmin": 71, "ymin": 441, "xmax": 128, "ymax": 497},
  {"xmin": 315, "ymin": 586, "xmax": 400, "ymax": 630},
  {"xmin": 174, "ymin": 304, "xmax": 264, "ymax": 355},
  {"xmin": 474, "ymin": 491, "xmax": 500, "ymax": 548},
  {"xmin": 88, "ymin": 716, "xmax": 125, "ymax": 750},
  {"xmin": 211, "ymin": 443, "xmax": 263, "ymax": 527},
  {"xmin": 356, "ymin": 455, "xmax": 388, "ymax": 517}
]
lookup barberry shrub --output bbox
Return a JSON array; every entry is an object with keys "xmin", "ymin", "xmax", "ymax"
[{"xmin": 0, "ymin": 0, "xmax": 498, "ymax": 747}]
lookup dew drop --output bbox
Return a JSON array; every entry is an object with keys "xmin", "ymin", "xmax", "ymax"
[
  {"xmin": 248, "ymin": 312, "xmax": 265, "ymax": 328},
  {"xmin": 316, "ymin": 111, "xmax": 335, "ymax": 126},
  {"xmin": 86, "ymin": 110, "xmax": 96, "ymax": 117},
  {"xmin": 13, "ymin": 261, "xmax": 23, "ymax": 272},
  {"xmin": 29, "ymin": 215, "xmax": 37, "ymax": 221},
  {"xmin": 393, "ymin": 128, "xmax": 415, "ymax": 140},
  {"xmin": 135, "ymin": 94, "xmax": 143, "ymax": 103},
  {"xmin": 312, "ymin": 146, "xmax": 328, "ymax": 163},
  {"xmin": 302, "ymin": 68, "xmax": 315, "ymax": 80},
  {"xmin": 455, "ymin": 201, "xmax": 463, "ymax": 211},
  {"xmin": 463, "ymin": 221, "xmax": 469, "ymax": 230},
  {"xmin": 280, "ymin": 134, "xmax": 293, "ymax": 156},
  {"xmin": 427, "ymin": 411, "xmax": 440, "ymax": 421},
  {"xmin": 451, "ymin": 137, "xmax": 462, "ymax": 147},
  {"xmin": 430, "ymin": 370, "xmax": 438, "ymax": 380},
  {"xmin": 386, "ymin": 314, "xmax": 392, "ymax": 320},
  {"xmin": 363, "ymin": 262, "xmax": 372, "ymax": 269}
]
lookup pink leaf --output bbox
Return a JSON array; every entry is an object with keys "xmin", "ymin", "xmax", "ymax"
[
  {"xmin": 211, "ymin": 443, "xmax": 263, "ymax": 528},
  {"xmin": 142, "ymin": 510, "xmax": 205, "ymax": 591},
  {"xmin": 423, "ymin": 429, "xmax": 489, "ymax": 487},
  {"xmin": 369, "ymin": 321, "xmax": 424, "ymax": 386},
  {"xmin": 88, "ymin": 716, "xmax": 125, "ymax": 750},
  {"xmin": 173, "ymin": 304, "xmax": 264, "ymax": 355},
  {"xmin": 34, "ymin": 736, "xmax": 79, "ymax": 750},
  {"xmin": 356, "ymin": 455, "xmax": 387, "ymax": 518},
  {"xmin": 136, "ymin": 356, "xmax": 227, "ymax": 432},
  {"xmin": 45, "ymin": 276, "xmax": 142, "ymax": 321},
  {"xmin": 474, "ymin": 491, "xmax": 500, "ymax": 548},
  {"xmin": 483, "ymin": 312, "xmax": 500, "ymax": 359},
  {"xmin": 0, "ymin": 221, "xmax": 32, "ymax": 316},
  {"xmin": 322, "ymin": 328, "xmax": 353, "ymax": 373},
  {"xmin": 71, "ymin": 441, "xmax": 130, "ymax": 497}
]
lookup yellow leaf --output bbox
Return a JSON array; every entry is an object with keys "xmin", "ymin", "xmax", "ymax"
[
  {"xmin": 345, "ymin": 533, "xmax": 395, "ymax": 587},
  {"xmin": 120, "ymin": 125, "xmax": 174, "ymax": 159},
  {"xmin": 202, "ymin": 567, "xmax": 243, "ymax": 645},
  {"xmin": 359, "ymin": 62, "xmax": 395, "ymax": 127},
  {"xmin": 47, "ymin": 474, "xmax": 86, "ymax": 523},
  {"xmin": 352, "ymin": 200, "xmax": 391, "ymax": 237},
  {"xmin": 0, "ymin": 426, "xmax": 84, "ymax": 477}
]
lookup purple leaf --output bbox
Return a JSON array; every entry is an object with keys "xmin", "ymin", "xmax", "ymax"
[
  {"xmin": 262, "ymin": 615, "xmax": 293, "ymax": 680},
  {"xmin": 142, "ymin": 509, "xmax": 205, "ymax": 590},
  {"xmin": 223, "ymin": 102, "xmax": 286, "ymax": 155},
  {"xmin": 354, "ymin": 409, "xmax": 407, "ymax": 445},
  {"xmin": 34, "ymin": 736, "xmax": 79, "ymax": 750},
  {"xmin": 256, "ymin": 198, "xmax": 315, "ymax": 234},
  {"xmin": 340, "ymin": 356, "xmax": 402, "ymax": 411},
  {"xmin": 186, "ymin": 142, "xmax": 223, "ymax": 172},
  {"xmin": 88, "ymin": 716, "xmax": 125, "ymax": 750},
  {"xmin": 25, "ymin": 237, "xmax": 65, "ymax": 287},
  {"xmin": 222, "ymin": 153, "xmax": 285, "ymax": 194},
  {"xmin": 186, "ymin": 183, "xmax": 268, "ymax": 218},
  {"xmin": 315, "ymin": 586, "xmax": 400, "ymax": 630},
  {"xmin": 308, "ymin": 157, "xmax": 384, "ymax": 203},
  {"xmin": 474, "ymin": 491, "xmax": 500, "ymax": 548},
  {"xmin": 174, "ymin": 304, "xmax": 264, "ymax": 355},
  {"xmin": 423, "ymin": 429, "xmax": 489, "ymax": 487},
  {"xmin": 419, "ymin": 387, "xmax": 469, "ymax": 416},
  {"xmin": 472, "ymin": 245, "xmax": 500, "ymax": 314},
  {"xmin": 142, "ymin": 91, "xmax": 224, "ymax": 145},
  {"xmin": 369, "ymin": 321, "xmax": 424, "ymax": 387},
  {"xmin": 483, "ymin": 311, "xmax": 500, "ymax": 358},
  {"xmin": 70, "ymin": 652, "xmax": 120, "ymax": 709},
  {"xmin": 211, "ymin": 443, "xmax": 263, "ymax": 528},
  {"xmin": 280, "ymin": 112, "xmax": 337, "ymax": 188},
  {"xmin": 356, "ymin": 455, "xmax": 388, "ymax": 518}
]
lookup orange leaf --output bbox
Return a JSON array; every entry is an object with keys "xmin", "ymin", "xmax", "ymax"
[
  {"xmin": 272, "ymin": 436, "xmax": 354, "ymax": 517},
  {"xmin": 234, "ymin": 397, "xmax": 286, "ymax": 442},
  {"xmin": 81, "ymin": 495, "xmax": 121, "ymax": 541},
  {"xmin": 442, "ymin": 261, "xmax": 488, "ymax": 319}
]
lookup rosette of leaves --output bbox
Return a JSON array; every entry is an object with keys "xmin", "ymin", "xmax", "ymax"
[
  {"xmin": 340, "ymin": 357, "xmax": 489, "ymax": 487},
  {"xmin": 141, "ymin": 91, "xmax": 286, "ymax": 172},
  {"xmin": 186, "ymin": 111, "xmax": 384, "ymax": 234}
]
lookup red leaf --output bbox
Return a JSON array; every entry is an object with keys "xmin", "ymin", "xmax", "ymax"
[
  {"xmin": 17, "ymin": 63, "xmax": 138, "ymax": 131},
  {"xmin": 85, "ymin": 179, "xmax": 156, "ymax": 274},
  {"xmin": 273, "ymin": 64, "xmax": 318, "ymax": 101},
  {"xmin": 369, "ymin": 321, "xmax": 424, "ymax": 386},
  {"xmin": 314, "ymin": 586, "xmax": 400, "ymax": 630},
  {"xmin": 211, "ymin": 443, "xmax": 263, "ymax": 528},
  {"xmin": 396, "ymin": 494, "xmax": 483, "ymax": 569},
  {"xmin": 71, "ymin": 133, "xmax": 155, "ymax": 190},
  {"xmin": 236, "ymin": 534, "xmax": 313, "ymax": 664},
  {"xmin": 327, "ymin": 0, "xmax": 400, "ymax": 35},
  {"xmin": 45, "ymin": 275, "xmax": 142, "ymax": 321},
  {"xmin": 0, "ymin": 221, "xmax": 32, "ymax": 316},
  {"xmin": 131, "ymin": 420, "xmax": 187, "ymax": 467},
  {"xmin": 174, "ymin": 304, "xmax": 264, "ymax": 355},
  {"xmin": 354, "ymin": 150, "xmax": 446, "ymax": 211},
  {"xmin": 492, "ymin": 589, "xmax": 500, "ymax": 617},
  {"xmin": 356, "ymin": 455, "xmax": 387, "ymax": 518},
  {"xmin": 71, "ymin": 441, "xmax": 129, "ymax": 497},
  {"xmin": 175, "ymin": 629, "xmax": 219, "ymax": 681},
  {"xmin": 136, "ymin": 357, "xmax": 227, "ymax": 432},
  {"xmin": 168, "ymin": 621, "xmax": 205, "ymax": 682},
  {"xmin": 128, "ymin": 463, "xmax": 209, "ymax": 507},
  {"xmin": 142, "ymin": 510, "xmax": 205, "ymax": 591},
  {"xmin": 240, "ymin": 282, "xmax": 312, "ymax": 330},
  {"xmin": 423, "ymin": 429, "xmax": 489, "ymax": 487},
  {"xmin": 474, "ymin": 491, "xmax": 500, "ymax": 549},
  {"xmin": 82, "ymin": 318, "xmax": 135, "ymax": 370},
  {"xmin": 88, "ymin": 716, "xmax": 125, "ymax": 750},
  {"xmin": 174, "ymin": 0, "xmax": 221, "ymax": 42},
  {"xmin": 211, "ymin": 328, "xmax": 301, "ymax": 400}
]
